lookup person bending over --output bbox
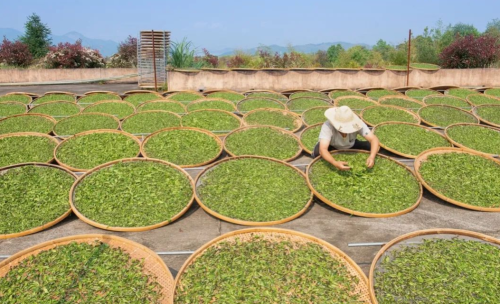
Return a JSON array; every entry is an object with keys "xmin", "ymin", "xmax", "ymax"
[{"xmin": 311, "ymin": 106, "xmax": 380, "ymax": 171}]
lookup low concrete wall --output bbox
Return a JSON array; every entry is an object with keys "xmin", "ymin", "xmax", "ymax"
[
  {"xmin": 0, "ymin": 68, "xmax": 138, "ymax": 84},
  {"xmin": 167, "ymin": 68, "xmax": 500, "ymax": 91}
]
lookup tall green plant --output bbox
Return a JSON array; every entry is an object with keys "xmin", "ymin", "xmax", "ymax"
[
  {"xmin": 169, "ymin": 38, "xmax": 204, "ymax": 69},
  {"xmin": 19, "ymin": 13, "xmax": 51, "ymax": 58}
]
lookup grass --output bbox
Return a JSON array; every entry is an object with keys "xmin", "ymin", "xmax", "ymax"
[
  {"xmin": 181, "ymin": 110, "xmax": 241, "ymax": 134},
  {"xmin": 32, "ymin": 94, "xmax": 75, "ymax": 105},
  {"xmin": 0, "ymin": 102, "xmax": 26, "ymax": 117},
  {"xmin": 120, "ymin": 111, "xmax": 181, "ymax": 134},
  {"xmin": 243, "ymin": 109, "xmax": 300, "ymax": 130},
  {"xmin": 0, "ymin": 94, "xmax": 31, "ymax": 104},
  {"xmin": 300, "ymin": 124, "xmax": 322, "ymax": 153},
  {"xmin": 379, "ymin": 97, "xmax": 423, "ymax": 112},
  {"xmin": 410, "ymin": 63, "xmax": 440, "ymax": 70},
  {"xmin": 207, "ymin": 91, "xmax": 245, "ymax": 103},
  {"xmin": 419, "ymin": 105, "xmax": 478, "ymax": 127},
  {"xmin": 28, "ymin": 102, "xmax": 81, "ymax": 121},
  {"xmin": 138, "ymin": 100, "xmax": 186, "ymax": 114},
  {"xmin": 302, "ymin": 106, "xmax": 330, "ymax": 125},
  {"xmin": 424, "ymin": 95, "xmax": 471, "ymax": 109},
  {"xmin": 405, "ymin": 89, "xmax": 441, "ymax": 100},
  {"xmin": 446, "ymin": 124, "xmax": 500, "ymax": 155},
  {"xmin": 0, "ymin": 114, "xmax": 55, "ymax": 134},
  {"xmin": 83, "ymin": 101, "xmax": 135, "ymax": 120},
  {"xmin": 475, "ymin": 105, "xmax": 500, "ymax": 126},
  {"xmin": 123, "ymin": 93, "xmax": 161, "ymax": 106},
  {"xmin": 335, "ymin": 97, "xmax": 376, "ymax": 113},
  {"xmin": 238, "ymin": 98, "xmax": 285, "ymax": 112},
  {"xmin": 362, "ymin": 106, "xmax": 419, "ymax": 126},
  {"xmin": 187, "ymin": 99, "xmax": 236, "ymax": 112},
  {"xmin": 467, "ymin": 94, "xmax": 500, "ymax": 106},
  {"xmin": 53, "ymin": 114, "xmax": 119, "ymax": 136},
  {"xmin": 366, "ymin": 89, "xmax": 401, "ymax": 100},
  {"xmin": 286, "ymin": 97, "xmax": 330, "ymax": 114},
  {"xmin": 0, "ymin": 135, "xmax": 57, "ymax": 167},
  {"xmin": 289, "ymin": 91, "xmax": 328, "ymax": 99},
  {"xmin": 328, "ymin": 90, "xmax": 363, "ymax": 100},
  {"xmin": 77, "ymin": 93, "xmax": 121, "ymax": 104}
]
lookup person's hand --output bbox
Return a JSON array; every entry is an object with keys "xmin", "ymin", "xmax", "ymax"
[
  {"xmin": 334, "ymin": 161, "xmax": 350, "ymax": 171},
  {"xmin": 366, "ymin": 156, "xmax": 375, "ymax": 168}
]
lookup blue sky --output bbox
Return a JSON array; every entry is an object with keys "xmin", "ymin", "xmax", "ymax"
[{"xmin": 1, "ymin": 0, "xmax": 499, "ymax": 51}]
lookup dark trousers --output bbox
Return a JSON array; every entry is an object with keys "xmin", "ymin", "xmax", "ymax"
[{"xmin": 311, "ymin": 139, "xmax": 371, "ymax": 158}]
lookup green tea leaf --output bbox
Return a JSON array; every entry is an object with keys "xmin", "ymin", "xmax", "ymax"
[{"xmin": 0, "ymin": 135, "xmax": 56, "ymax": 167}]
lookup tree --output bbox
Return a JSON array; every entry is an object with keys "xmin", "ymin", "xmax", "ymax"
[
  {"xmin": 0, "ymin": 37, "xmax": 33, "ymax": 67},
  {"xmin": 413, "ymin": 27, "xmax": 439, "ymax": 64},
  {"xmin": 107, "ymin": 36, "xmax": 137, "ymax": 68},
  {"xmin": 372, "ymin": 39, "xmax": 392, "ymax": 61},
  {"xmin": 388, "ymin": 42, "xmax": 408, "ymax": 65},
  {"xmin": 485, "ymin": 19, "xmax": 500, "ymax": 39},
  {"xmin": 438, "ymin": 22, "xmax": 480, "ymax": 52},
  {"xmin": 439, "ymin": 35, "xmax": 499, "ymax": 68},
  {"xmin": 19, "ymin": 13, "xmax": 52, "ymax": 58},
  {"xmin": 334, "ymin": 46, "xmax": 370, "ymax": 68},
  {"xmin": 326, "ymin": 44, "xmax": 344, "ymax": 63}
]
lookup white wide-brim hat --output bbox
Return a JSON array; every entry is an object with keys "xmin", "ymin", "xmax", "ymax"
[{"xmin": 324, "ymin": 106, "xmax": 364, "ymax": 133}]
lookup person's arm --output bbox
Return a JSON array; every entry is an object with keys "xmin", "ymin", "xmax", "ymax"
[
  {"xmin": 319, "ymin": 139, "xmax": 350, "ymax": 171},
  {"xmin": 363, "ymin": 132, "xmax": 380, "ymax": 168}
]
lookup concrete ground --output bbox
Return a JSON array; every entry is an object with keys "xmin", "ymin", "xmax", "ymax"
[{"xmin": 1, "ymin": 83, "xmax": 499, "ymax": 279}]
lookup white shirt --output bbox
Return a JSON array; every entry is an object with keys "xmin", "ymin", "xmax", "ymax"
[{"xmin": 318, "ymin": 121, "xmax": 371, "ymax": 149}]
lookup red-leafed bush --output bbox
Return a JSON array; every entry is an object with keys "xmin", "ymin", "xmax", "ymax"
[
  {"xmin": 227, "ymin": 55, "xmax": 245, "ymax": 68},
  {"xmin": 0, "ymin": 37, "xmax": 33, "ymax": 67},
  {"xmin": 42, "ymin": 39, "xmax": 105, "ymax": 68},
  {"xmin": 107, "ymin": 36, "xmax": 137, "ymax": 68},
  {"xmin": 439, "ymin": 35, "xmax": 500, "ymax": 68},
  {"xmin": 202, "ymin": 48, "xmax": 218, "ymax": 68}
]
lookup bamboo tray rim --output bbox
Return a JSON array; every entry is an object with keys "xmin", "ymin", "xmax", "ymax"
[
  {"xmin": 0, "ymin": 162, "xmax": 76, "ymax": 239},
  {"xmin": 223, "ymin": 125, "xmax": 303, "ymax": 162},
  {"xmin": 360, "ymin": 104, "xmax": 421, "ymax": 127},
  {"xmin": 70, "ymin": 157, "xmax": 195, "ymax": 232},
  {"xmin": 473, "ymin": 104, "xmax": 500, "ymax": 128},
  {"xmin": 417, "ymin": 104, "xmax": 480, "ymax": 128},
  {"xmin": 174, "ymin": 227, "xmax": 370, "ymax": 302},
  {"xmin": 52, "ymin": 112, "xmax": 121, "ymax": 137},
  {"xmin": 194, "ymin": 155, "xmax": 314, "ymax": 226},
  {"xmin": 141, "ymin": 126, "xmax": 223, "ymax": 168},
  {"xmin": 242, "ymin": 108, "xmax": 303, "ymax": 133},
  {"xmin": 0, "ymin": 233, "xmax": 174, "ymax": 303},
  {"xmin": 373, "ymin": 121, "xmax": 452, "ymax": 159},
  {"xmin": 82, "ymin": 90, "xmax": 120, "ymax": 95},
  {"xmin": 306, "ymin": 149, "xmax": 423, "ymax": 218},
  {"xmin": 299, "ymin": 122, "xmax": 323, "ymax": 154},
  {"xmin": 206, "ymin": 89, "xmax": 245, "ymax": 96},
  {"xmin": 413, "ymin": 147, "xmax": 500, "ymax": 211},
  {"xmin": 368, "ymin": 228, "xmax": 500, "ymax": 304},
  {"xmin": 54, "ymin": 129, "xmax": 141, "ymax": 172},
  {"xmin": 444, "ymin": 123, "xmax": 500, "ymax": 157}
]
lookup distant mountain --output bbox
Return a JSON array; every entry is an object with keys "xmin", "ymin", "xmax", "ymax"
[
  {"xmin": 0, "ymin": 28, "xmax": 119, "ymax": 57},
  {"xmin": 211, "ymin": 42, "xmax": 371, "ymax": 56}
]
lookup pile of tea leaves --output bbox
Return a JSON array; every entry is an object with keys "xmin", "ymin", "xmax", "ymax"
[
  {"xmin": 308, "ymin": 152, "xmax": 420, "ymax": 214},
  {"xmin": 181, "ymin": 110, "xmax": 240, "ymax": 134},
  {"xmin": 374, "ymin": 238, "xmax": 500, "ymax": 303},
  {"xmin": 329, "ymin": 90, "xmax": 364, "ymax": 99},
  {"xmin": 423, "ymin": 95, "xmax": 470, "ymax": 109},
  {"xmin": 335, "ymin": 97, "xmax": 377, "ymax": 113},
  {"xmin": 446, "ymin": 124, "xmax": 500, "ymax": 155},
  {"xmin": 0, "ymin": 102, "xmax": 26, "ymax": 117},
  {"xmin": 187, "ymin": 99, "xmax": 236, "ymax": 112},
  {"xmin": 484, "ymin": 88, "xmax": 500, "ymax": 97},
  {"xmin": 53, "ymin": 113, "xmax": 119, "ymax": 136},
  {"xmin": 475, "ymin": 105, "xmax": 500, "ymax": 126},
  {"xmin": 366, "ymin": 89, "xmax": 401, "ymax": 100},
  {"xmin": 375, "ymin": 123, "xmax": 451, "ymax": 157},
  {"xmin": 0, "ymin": 115, "xmax": 55, "ymax": 134},
  {"xmin": 238, "ymin": 98, "xmax": 285, "ymax": 112},
  {"xmin": 0, "ymin": 241, "xmax": 163, "ymax": 303},
  {"xmin": 300, "ymin": 124, "xmax": 322, "ymax": 153},
  {"xmin": 0, "ymin": 165, "xmax": 74, "ymax": 234},
  {"xmin": 33, "ymin": 93, "xmax": 75, "ymax": 105},
  {"xmin": 243, "ymin": 109, "xmax": 301, "ymax": 131},
  {"xmin": 0, "ymin": 94, "xmax": 31, "ymax": 104},
  {"xmin": 123, "ymin": 93, "xmax": 161, "ymax": 106},
  {"xmin": 207, "ymin": 91, "xmax": 245, "ymax": 103},
  {"xmin": 56, "ymin": 132, "xmax": 140, "ymax": 170},
  {"xmin": 405, "ymin": 89, "xmax": 441, "ymax": 100},
  {"xmin": 418, "ymin": 105, "xmax": 478, "ymax": 127},
  {"xmin": 175, "ymin": 234, "xmax": 364, "ymax": 303},
  {"xmin": 121, "ymin": 111, "xmax": 181, "ymax": 134},
  {"xmin": 83, "ymin": 101, "xmax": 135, "ymax": 120},
  {"xmin": 362, "ymin": 106, "xmax": 419, "ymax": 126},
  {"xmin": 73, "ymin": 161, "xmax": 193, "ymax": 227},
  {"xmin": 197, "ymin": 158, "xmax": 311, "ymax": 222},
  {"xmin": 138, "ymin": 100, "xmax": 186, "ymax": 114},
  {"xmin": 0, "ymin": 135, "xmax": 57, "ymax": 167},
  {"xmin": 287, "ymin": 97, "xmax": 330, "ymax": 114},
  {"xmin": 246, "ymin": 92, "xmax": 287, "ymax": 102},
  {"xmin": 446, "ymin": 88, "xmax": 479, "ymax": 99},
  {"xmin": 379, "ymin": 97, "xmax": 423, "ymax": 112},
  {"xmin": 289, "ymin": 91, "xmax": 328, "ymax": 99},
  {"xmin": 224, "ymin": 127, "xmax": 301, "ymax": 160},
  {"xmin": 302, "ymin": 106, "xmax": 331, "ymax": 125},
  {"xmin": 418, "ymin": 152, "xmax": 500, "ymax": 207},
  {"xmin": 167, "ymin": 92, "xmax": 204, "ymax": 103},
  {"xmin": 467, "ymin": 94, "xmax": 500, "ymax": 106},
  {"xmin": 143, "ymin": 129, "xmax": 220, "ymax": 166},
  {"xmin": 29, "ymin": 101, "xmax": 81, "ymax": 121},
  {"xmin": 77, "ymin": 93, "xmax": 121, "ymax": 104}
]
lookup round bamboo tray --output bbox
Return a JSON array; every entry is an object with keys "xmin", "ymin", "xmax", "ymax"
[
  {"xmin": 473, "ymin": 104, "xmax": 500, "ymax": 128},
  {"xmin": 33, "ymin": 93, "xmax": 77, "ymax": 104},
  {"xmin": 186, "ymin": 98, "xmax": 236, "ymax": 112},
  {"xmin": 206, "ymin": 89, "xmax": 244, "ymax": 97},
  {"xmin": 141, "ymin": 127, "xmax": 223, "ymax": 168},
  {"xmin": 484, "ymin": 88, "xmax": 500, "ymax": 97},
  {"xmin": 366, "ymin": 89, "xmax": 403, "ymax": 100},
  {"xmin": 124, "ymin": 90, "xmax": 163, "ymax": 98},
  {"xmin": 166, "ymin": 90, "xmax": 205, "ymax": 100},
  {"xmin": 301, "ymin": 106, "xmax": 333, "ymax": 126},
  {"xmin": 417, "ymin": 104, "xmax": 480, "ymax": 128},
  {"xmin": 237, "ymin": 97, "xmax": 286, "ymax": 113},
  {"xmin": 137, "ymin": 99, "xmax": 187, "ymax": 113},
  {"xmin": 52, "ymin": 113, "xmax": 121, "ymax": 137},
  {"xmin": 0, "ymin": 101, "xmax": 28, "ymax": 115},
  {"xmin": 299, "ymin": 122, "xmax": 323, "ymax": 154},
  {"xmin": 404, "ymin": 88, "xmax": 443, "ymax": 99},
  {"xmin": 181, "ymin": 109, "xmax": 243, "ymax": 136},
  {"xmin": 120, "ymin": 110, "xmax": 182, "ymax": 136},
  {"xmin": 0, "ymin": 234, "xmax": 175, "ymax": 303},
  {"xmin": 378, "ymin": 95, "xmax": 425, "ymax": 110},
  {"xmin": 194, "ymin": 156, "xmax": 314, "ymax": 226},
  {"xmin": 28, "ymin": 100, "xmax": 83, "ymax": 118},
  {"xmin": 70, "ymin": 158, "xmax": 195, "ymax": 232},
  {"xmin": 77, "ymin": 92, "xmax": 122, "ymax": 103},
  {"xmin": 466, "ymin": 93, "xmax": 500, "ymax": 106},
  {"xmin": 44, "ymin": 91, "xmax": 76, "ymax": 96},
  {"xmin": 0, "ymin": 94, "xmax": 32, "ymax": 105},
  {"xmin": 174, "ymin": 227, "xmax": 371, "ymax": 303},
  {"xmin": 0, "ymin": 132, "xmax": 59, "ymax": 166},
  {"xmin": 280, "ymin": 89, "xmax": 312, "ymax": 95},
  {"xmin": 369, "ymin": 228, "xmax": 500, "ymax": 304},
  {"xmin": 223, "ymin": 125, "xmax": 303, "ymax": 162},
  {"xmin": 334, "ymin": 95, "xmax": 379, "ymax": 111},
  {"xmin": 328, "ymin": 89, "xmax": 364, "ymax": 100},
  {"xmin": 320, "ymin": 87, "xmax": 347, "ymax": 93},
  {"xmin": 6, "ymin": 91, "xmax": 38, "ymax": 98},
  {"xmin": 444, "ymin": 87, "xmax": 479, "ymax": 96},
  {"xmin": 82, "ymin": 100, "xmax": 136, "ymax": 120},
  {"xmin": 414, "ymin": 147, "xmax": 500, "ymax": 211},
  {"xmin": 242, "ymin": 108, "xmax": 303, "ymax": 133},
  {"xmin": 373, "ymin": 122, "xmax": 451, "ymax": 159},
  {"xmin": 360, "ymin": 105, "xmax": 421, "ymax": 127},
  {"xmin": 83, "ymin": 90, "xmax": 119, "ymax": 95},
  {"xmin": 0, "ymin": 113, "xmax": 57, "ymax": 134},
  {"xmin": 286, "ymin": 97, "xmax": 331, "ymax": 113},
  {"xmin": 307, "ymin": 149, "xmax": 423, "ymax": 218},
  {"xmin": 0, "ymin": 163, "xmax": 76, "ymax": 239},
  {"xmin": 243, "ymin": 89, "xmax": 282, "ymax": 95},
  {"xmin": 429, "ymin": 85, "xmax": 459, "ymax": 91},
  {"xmin": 356, "ymin": 87, "xmax": 385, "ymax": 93},
  {"xmin": 54, "ymin": 129, "xmax": 141, "ymax": 172},
  {"xmin": 289, "ymin": 91, "xmax": 329, "ymax": 100},
  {"xmin": 423, "ymin": 94, "xmax": 472, "ymax": 110},
  {"xmin": 162, "ymin": 90, "xmax": 181, "ymax": 96},
  {"xmin": 444, "ymin": 123, "xmax": 500, "ymax": 157}
]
